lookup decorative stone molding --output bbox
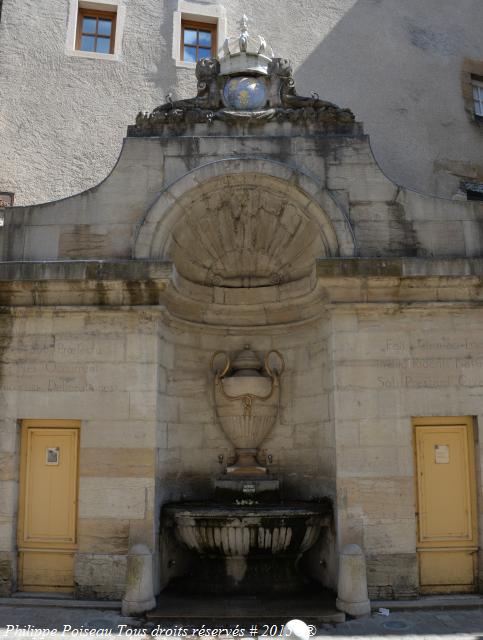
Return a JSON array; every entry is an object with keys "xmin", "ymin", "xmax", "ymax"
[
  {"xmin": 129, "ymin": 17, "xmax": 354, "ymax": 134},
  {"xmin": 165, "ymin": 181, "xmax": 326, "ymax": 288},
  {"xmin": 134, "ymin": 158, "xmax": 356, "ymax": 263}
]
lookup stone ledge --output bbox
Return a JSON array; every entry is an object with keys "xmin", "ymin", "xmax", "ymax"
[
  {"xmin": 1, "ymin": 258, "xmax": 483, "ymax": 309},
  {"xmin": 0, "ymin": 257, "xmax": 480, "ymax": 283},
  {"xmin": 0, "ymin": 260, "xmax": 172, "ymax": 282},
  {"xmin": 371, "ymin": 594, "xmax": 483, "ymax": 610},
  {"xmin": 317, "ymin": 257, "xmax": 483, "ymax": 278},
  {"xmin": 1, "ymin": 257, "xmax": 482, "ymax": 283},
  {"xmin": 127, "ymin": 117, "xmax": 364, "ymax": 139}
]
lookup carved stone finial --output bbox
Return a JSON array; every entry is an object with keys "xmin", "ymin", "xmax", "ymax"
[
  {"xmin": 239, "ymin": 15, "xmax": 249, "ymax": 34},
  {"xmin": 258, "ymin": 35, "xmax": 267, "ymax": 55},
  {"xmin": 239, "ymin": 15, "xmax": 249, "ymax": 52},
  {"xmin": 231, "ymin": 345, "xmax": 262, "ymax": 376}
]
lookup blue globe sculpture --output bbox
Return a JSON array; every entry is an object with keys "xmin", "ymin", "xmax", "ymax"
[{"xmin": 223, "ymin": 76, "xmax": 268, "ymax": 111}]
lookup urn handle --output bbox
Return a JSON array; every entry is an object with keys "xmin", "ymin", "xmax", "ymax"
[
  {"xmin": 264, "ymin": 349, "xmax": 285, "ymax": 378},
  {"xmin": 211, "ymin": 350, "xmax": 231, "ymax": 378}
]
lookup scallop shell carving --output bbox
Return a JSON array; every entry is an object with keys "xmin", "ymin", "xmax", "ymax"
[{"xmin": 165, "ymin": 182, "xmax": 325, "ymax": 287}]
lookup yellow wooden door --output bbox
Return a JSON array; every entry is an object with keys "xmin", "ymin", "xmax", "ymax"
[
  {"xmin": 414, "ymin": 417, "xmax": 478, "ymax": 593},
  {"xmin": 18, "ymin": 420, "xmax": 80, "ymax": 592}
]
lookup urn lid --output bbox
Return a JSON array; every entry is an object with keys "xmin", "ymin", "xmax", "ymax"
[{"xmin": 231, "ymin": 345, "xmax": 263, "ymax": 377}]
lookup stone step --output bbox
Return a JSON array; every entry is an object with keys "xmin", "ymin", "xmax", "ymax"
[
  {"xmin": 146, "ymin": 593, "xmax": 345, "ymax": 624},
  {"xmin": 0, "ymin": 595, "xmax": 121, "ymax": 610},
  {"xmin": 372, "ymin": 594, "xmax": 483, "ymax": 611}
]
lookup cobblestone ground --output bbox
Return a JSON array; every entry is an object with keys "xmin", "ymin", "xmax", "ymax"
[{"xmin": 1, "ymin": 606, "xmax": 483, "ymax": 639}]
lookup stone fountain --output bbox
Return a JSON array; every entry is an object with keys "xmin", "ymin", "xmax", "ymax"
[
  {"xmin": 157, "ymin": 16, "xmax": 336, "ymax": 596},
  {"xmin": 163, "ymin": 346, "xmax": 332, "ymax": 594}
]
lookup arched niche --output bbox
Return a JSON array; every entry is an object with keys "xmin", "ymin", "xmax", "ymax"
[{"xmin": 134, "ymin": 158, "xmax": 355, "ymax": 287}]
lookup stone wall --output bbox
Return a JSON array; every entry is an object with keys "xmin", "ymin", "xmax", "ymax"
[
  {"xmin": 0, "ymin": 308, "xmax": 160, "ymax": 599},
  {"xmin": 1, "ymin": 130, "xmax": 481, "ymax": 265},
  {"xmin": 0, "ymin": 1, "xmax": 482, "ymax": 204},
  {"xmin": 332, "ymin": 305, "xmax": 483, "ymax": 598},
  {"xmin": 2, "ymin": 276, "xmax": 483, "ymax": 597},
  {"xmin": 0, "ymin": 304, "xmax": 338, "ymax": 596},
  {"xmin": 157, "ymin": 314, "xmax": 335, "ymax": 503}
]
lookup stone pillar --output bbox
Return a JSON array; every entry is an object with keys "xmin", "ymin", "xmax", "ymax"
[
  {"xmin": 122, "ymin": 544, "xmax": 156, "ymax": 617},
  {"xmin": 336, "ymin": 544, "xmax": 371, "ymax": 617}
]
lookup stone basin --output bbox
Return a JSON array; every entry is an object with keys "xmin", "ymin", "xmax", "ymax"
[{"xmin": 163, "ymin": 502, "xmax": 331, "ymax": 558}]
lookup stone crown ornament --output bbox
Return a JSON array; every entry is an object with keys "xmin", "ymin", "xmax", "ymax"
[{"xmin": 219, "ymin": 15, "xmax": 274, "ymax": 76}]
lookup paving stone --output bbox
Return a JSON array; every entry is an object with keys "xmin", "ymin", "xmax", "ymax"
[
  {"xmin": 315, "ymin": 608, "xmax": 483, "ymax": 637},
  {"xmin": 2, "ymin": 601, "xmax": 483, "ymax": 639}
]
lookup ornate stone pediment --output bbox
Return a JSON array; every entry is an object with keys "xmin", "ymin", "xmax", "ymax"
[{"xmin": 129, "ymin": 17, "xmax": 354, "ymax": 135}]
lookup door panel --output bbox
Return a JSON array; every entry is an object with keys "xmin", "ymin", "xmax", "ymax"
[
  {"xmin": 414, "ymin": 417, "xmax": 477, "ymax": 593},
  {"xmin": 19, "ymin": 551, "xmax": 75, "ymax": 592},
  {"xmin": 419, "ymin": 550, "xmax": 475, "ymax": 586},
  {"xmin": 18, "ymin": 421, "xmax": 79, "ymax": 592}
]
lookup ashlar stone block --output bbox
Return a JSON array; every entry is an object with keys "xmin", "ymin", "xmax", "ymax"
[
  {"xmin": 79, "ymin": 478, "xmax": 154, "ymax": 520},
  {"xmin": 75, "ymin": 553, "xmax": 127, "ymax": 600},
  {"xmin": 81, "ymin": 420, "xmax": 156, "ymax": 449},
  {"xmin": 78, "ymin": 519, "xmax": 130, "ymax": 554},
  {"xmin": 79, "ymin": 448, "xmax": 155, "ymax": 478}
]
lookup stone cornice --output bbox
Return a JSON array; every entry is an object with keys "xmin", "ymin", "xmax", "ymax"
[
  {"xmin": 0, "ymin": 260, "xmax": 172, "ymax": 282},
  {"xmin": 0, "ymin": 258, "xmax": 483, "ymax": 310},
  {"xmin": 0, "ymin": 257, "xmax": 481, "ymax": 281},
  {"xmin": 316, "ymin": 257, "xmax": 483, "ymax": 278}
]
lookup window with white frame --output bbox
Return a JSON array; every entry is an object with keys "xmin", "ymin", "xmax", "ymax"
[
  {"xmin": 76, "ymin": 8, "xmax": 116, "ymax": 54},
  {"xmin": 66, "ymin": 0, "xmax": 125, "ymax": 60},
  {"xmin": 0, "ymin": 192, "xmax": 14, "ymax": 207},
  {"xmin": 181, "ymin": 20, "xmax": 216, "ymax": 62},
  {"xmin": 472, "ymin": 77, "xmax": 483, "ymax": 120},
  {"xmin": 172, "ymin": 2, "xmax": 226, "ymax": 67}
]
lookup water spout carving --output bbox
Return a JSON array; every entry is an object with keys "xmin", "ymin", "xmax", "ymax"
[{"xmin": 211, "ymin": 346, "xmax": 284, "ymax": 475}]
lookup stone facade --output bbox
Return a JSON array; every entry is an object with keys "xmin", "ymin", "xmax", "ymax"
[
  {"xmin": 0, "ymin": 28, "xmax": 483, "ymax": 603},
  {"xmin": 0, "ymin": 1, "xmax": 483, "ymax": 204}
]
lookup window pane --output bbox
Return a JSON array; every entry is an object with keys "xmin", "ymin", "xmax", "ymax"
[
  {"xmin": 80, "ymin": 35, "xmax": 96, "ymax": 51},
  {"xmin": 82, "ymin": 17, "xmax": 97, "ymax": 34},
  {"xmin": 98, "ymin": 18, "xmax": 112, "ymax": 36},
  {"xmin": 184, "ymin": 29, "xmax": 197, "ymax": 45},
  {"xmin": 183, "ymin": 45, "xmax": 197, "ymax": 62},
  {"xmin": 198, "ymin": 30, "xmax": 212, "ymax": 47},
  {"xmin": 96, "ymin": 36, "xmax": 111, "ymax": 53},
  {"xmin": 198, "ymin": 47, "xmax": 211, "ymax": 59},
  {"xmin": 475, "ymin": 101, "xmax": 483, "ymax": 116}
]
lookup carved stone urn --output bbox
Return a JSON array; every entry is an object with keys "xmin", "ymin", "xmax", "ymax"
[{"xmin": 211, "ymin": 346, "xmax": 284, "ymax": 474}]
